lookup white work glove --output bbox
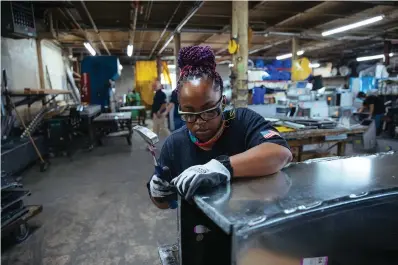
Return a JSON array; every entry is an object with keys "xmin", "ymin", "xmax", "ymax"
[
  {"xmin": 171, "ymin": 159, "xmax": 231, "ymax": 200},
  {"xmin": 148, "ymin": 166, "xmax": 175, "ymax": 199}
]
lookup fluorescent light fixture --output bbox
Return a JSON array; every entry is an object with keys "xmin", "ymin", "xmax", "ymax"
[
  {"xmin": 276, "ymin": 50, "xmax": 304, "ymax": 60},
  {"xmin": 127, "ymin": 44, "xmax": 133, "ymax": 57},
  {"xmin": 322, "ymin": 15, "xmax": 384, "ymax": 36},
  {"xmin": 84, "ymin": 42, "xmax": 96, "ymax": 56},
  {"xmin": 309, "ymin": 63, "xmax": 320, "ymax": 68},
  {"xmin": 228, "ymin": 63, "xmax": 234, "ymax": 68},
  {"xmin": 356, "ymin": 53, "xmax": 393, "ymax": 62}
]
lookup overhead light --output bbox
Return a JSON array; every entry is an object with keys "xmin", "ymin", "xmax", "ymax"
[
  {"xmin": 309, "ymin": 63, "xmax": 320, "ymax": 68},
  {"xmin": 228, "ymin": 63, "xmax": 234, "ymax": 68},
  {"xmin": 84, "ymin": 42, "xmax": 96, "ymax": 56},
  {"xmin": 356, "ymin": 53, "xmax": 393, "ymax": 62},
  {"xmin": 322, "ymin": 15, "xmax": 384, "ymax": 36},
  {"xmin": 276, "ymin": 50, "xmax": 304, "ymax": 60},
  {"xmin": 127, "ymin": 44, "xmax": 133, "ymax": 57}
]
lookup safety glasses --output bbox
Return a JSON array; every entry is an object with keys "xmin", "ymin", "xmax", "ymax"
[{"xmin": 178, "ymin": 97, "xmax": 223, "ymax": 123}]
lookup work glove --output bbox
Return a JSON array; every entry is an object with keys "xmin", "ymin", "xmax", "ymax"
[
  {"xmin": 171, "ymin": 159, "xmax": 231, "ymax": 200},
  {"xmin": 148, "ymin": 166, "xmax": 175, "ymax": 199}
]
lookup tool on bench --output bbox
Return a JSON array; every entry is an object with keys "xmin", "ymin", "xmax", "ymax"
[{"xmin": 133, "ymin": 125, "xmax": 177, "ymax": 209}]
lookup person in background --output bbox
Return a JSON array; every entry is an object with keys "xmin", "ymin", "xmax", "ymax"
[
  {"xmin": 147, "ymin": 46, "xmax": 292, "ymax": 208},
  {"xmin": 168, "ymin": 89, "xmax": 185, "ymax": 131},
  {"xmin": 126, "ymin": 89, "xmax": 136, "ymax": 106},
  {"xmin": 357, "ymin": 92, "xmax": 385, "ymax": 135},
  {"xmin": 152, "ymin": 80, "xmax": 170, "ymax": 136},
  {"xmin": 134, "ymin": 90, "xmax": 146, "ymax": 126}
]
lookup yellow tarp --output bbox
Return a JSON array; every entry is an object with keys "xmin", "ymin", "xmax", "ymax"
[{"xmin": 135, "ymin": 61, "xmax": 158, "ymax": 106}]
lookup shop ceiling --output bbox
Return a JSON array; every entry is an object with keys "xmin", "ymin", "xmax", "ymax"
[{"xmin": 33, "ymin": 1, "xmax": 398, "ymax": 64}]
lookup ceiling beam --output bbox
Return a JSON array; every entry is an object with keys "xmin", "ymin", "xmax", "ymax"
[
  {"xmin": 129, "ymin": 1, "xmax": 138, "ymax": 46},
  {"xmin": 137, "ymin": 0, "xmax": 154, "ymax": 56},
  {"xmin": 80, "ymin": 1, "xmax": 111, "ymax": 55},
  {"xmin": 158, "ymin": 1, "xmax": 204, "ymax": 55},
  {"xmin": 247, "ymin": 3, "xmax": 398, "ymax": 55},
  {"xmin": 266, "ymin": 1, "xmax": 331, "ymax": 30},
  {"xmin": 149, "ymin": 1, "xmax": 182, "ymax": 58},
  {"xmin": 62, "ymin": 7, "xmax": 101, "ymax": 55},
  {"xmin": 208, "ymin": 1, "xmax": 268, "ymax": 53}
]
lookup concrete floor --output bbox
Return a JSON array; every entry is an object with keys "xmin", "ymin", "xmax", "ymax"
[
  {"xmin": 1, "ymin": 134, "xmax": 177, "ymax": 265},
  {"xmin": 2, "ymin": 128, "xmax": 398, "ymax": 265}
]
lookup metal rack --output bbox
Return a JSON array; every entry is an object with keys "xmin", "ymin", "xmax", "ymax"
[
  {"xmin": 1, "ymin": 172, "xmax": 42, "ymax": 244},
  {"xmin": 1, "ymin": 69, "xmax": 71, "ymax": 171}
]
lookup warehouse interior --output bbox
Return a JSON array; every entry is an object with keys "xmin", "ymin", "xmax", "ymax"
[{"xmin": 1, "ymin": 1, "xmax": 398, "ymax": 265}]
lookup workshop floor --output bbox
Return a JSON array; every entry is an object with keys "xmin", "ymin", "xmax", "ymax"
[
  {"xmin": 2, "ymin": 129, "xmax": 398, "ymax": 265},
  {"xmin": 1, "ymin": 133, "xmax": 177, "ymax": 265}
]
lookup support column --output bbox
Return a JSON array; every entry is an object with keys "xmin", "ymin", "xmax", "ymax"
[
  {"xmin": 156, "ymin": 56, "xmax": 162, "ymax": 81},
  {"xmin": 384, "ymin": 40, "xmax": 391, "ymax": 66},
  {"xmin": 174, "ymin": 33, "xmax": 181, "ymax": 78},
  {"xmin": 291, "ymin": 37, "xmax": 299, "ymax": 62},
  {"xmin": 231, "ymin": 8, "xmax": 238, "ymax": 103},
  {"xmin": 232, "ymin": 0, "xmax": 248, "ymax": 108},
  {"xmin": 36, "ymin": 39, "xmax": 45, "ymax": 89}
]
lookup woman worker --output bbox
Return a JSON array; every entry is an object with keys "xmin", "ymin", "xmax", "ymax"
[{"xmin": 148, "ymin": 46, "xmax": 292, "ymax": 208}]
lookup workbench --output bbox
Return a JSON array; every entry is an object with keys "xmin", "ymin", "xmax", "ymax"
[
  {"xmin": 173, "ymin": 152, "xmax": 398, "ymax": 265},
  {"xmin": 280, "ymin": 125, "xmax": 368, "ymax": 161},
  {"xmin": 93, "ymin": 112, "xmax": 133, "ymax": 145},
  {"xmin": 119, "ymin": 106, "xmax": 146, "ymax": 125}
]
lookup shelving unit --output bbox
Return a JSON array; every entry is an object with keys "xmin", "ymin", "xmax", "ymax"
[{"xmin": 2, "ymin": 70, "xmax": 72, "ymax": 172}]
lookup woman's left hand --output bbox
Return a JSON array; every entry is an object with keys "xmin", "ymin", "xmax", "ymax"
[{"xmin": 171, "ymin": 159, "xmax": 231, "ymax": 200}]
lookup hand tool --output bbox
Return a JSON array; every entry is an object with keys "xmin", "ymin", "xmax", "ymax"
[{"xmin": 133, "ymin": 125, "xmax": 177, "ymax": 209}]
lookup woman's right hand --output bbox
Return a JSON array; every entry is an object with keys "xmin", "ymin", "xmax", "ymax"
[
  {"xmin": 149, "ymin": 166, "xmax": 175, "ymax": 199},
  {"xmin": 149, "ymin": 173, "xmax": 174, "ymax": 198}
]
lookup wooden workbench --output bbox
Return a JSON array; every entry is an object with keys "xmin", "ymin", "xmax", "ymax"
[{"xmin": 280, "ymin": 125, "xmax": 368, "ymax": 162}]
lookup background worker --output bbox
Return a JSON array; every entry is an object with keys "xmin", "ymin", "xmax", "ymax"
[
  {"xmin": 357, "ymin": 92, "xmax": 385, "ymax": 135},
  {"xmin": 148, "ymin": 46, "xmax": 292, "ymax": 208},
  {"xmin": 126, "ymin": 89, "xmax": 136, "ymax": 106},
  {"xmin": 168, "ymin": 89, "xmax": 185, "ymax": 131},
  {"xmin": 152, "ymin": 80, "xmax": 170, "ymax": 137}
]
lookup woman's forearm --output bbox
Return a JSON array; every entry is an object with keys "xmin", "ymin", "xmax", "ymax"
[{"xmin": 230, "ymin": 143, "xmax": 292, "ymax": 178}]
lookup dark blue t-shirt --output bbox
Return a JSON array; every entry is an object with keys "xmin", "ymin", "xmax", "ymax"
[
  {"xmin": 152, "ymin": 90, "xmax": 167, "ymax": 116},
  {"xmin": 252, "ymin": 86, "xmax": 266, "ymax": 105},
  {"xmin": 170, "ymin": 90, "xmax": 180, "ymax": 118},
  {"xmin": 159, "ymin": 108, "xmax": 290, "ymax": 178}
]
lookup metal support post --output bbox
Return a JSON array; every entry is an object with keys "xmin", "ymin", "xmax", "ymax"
[
  {"xmin": 232, "ymin": 0, "xmax": 248, "ymax": 108},
  {"xmin": 174, "ymin": 33, "xmax": 181, "ymax": 78}
]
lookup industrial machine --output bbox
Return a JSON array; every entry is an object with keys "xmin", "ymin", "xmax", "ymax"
[{"xmin": 81, "ymin": 56, "xmax": 121, "ymax": 111}]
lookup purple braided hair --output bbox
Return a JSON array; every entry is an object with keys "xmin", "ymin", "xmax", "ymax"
[{"xmin": 176, "ymin": 46, "xmax": 223, "ymax": 93}]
